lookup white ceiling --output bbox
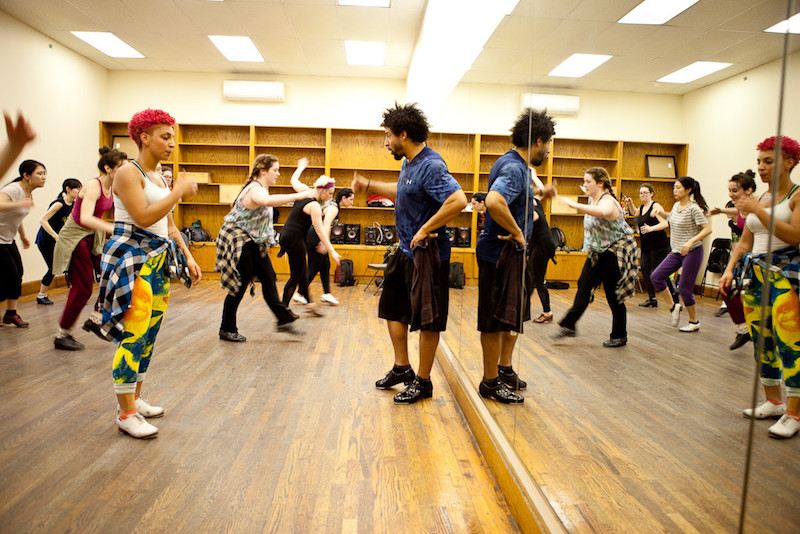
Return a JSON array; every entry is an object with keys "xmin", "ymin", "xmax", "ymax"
[{"xmin": 1, "ymin": 0, "xmax": 798, "ymax": 95}]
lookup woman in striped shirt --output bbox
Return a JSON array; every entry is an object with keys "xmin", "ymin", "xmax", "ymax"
[{"xmin": 643, "ymin": 176, "xmax": 711, "ymax": 332}]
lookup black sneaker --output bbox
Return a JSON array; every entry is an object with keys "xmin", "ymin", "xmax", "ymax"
[
  {"xmin": 479, "ymin": 380, "xmax": 524, "ymax": 404},
  {"xmin": 37, "ymin": 296, "xmax": 54, "ymax": 305},
  {"xmin": 375, "ymin": 366, "xmax": 416, "ymax": 389},
  {"xmin": 638, "ymin": 299, "xmax": 657, "ymax": 308},
  {"xmin": 553, "ymin": 326, "xmax": 576, "ymax": 338},
  {"xmin": 602, "ymin": 336, "xmax": 628, "ymax": 348},
  {"xmin": 715, "ymin": 307, "xmax": 729, "ymax": 317},
  {"xmin": 277, "ymin": 322, "xmax": 301, "ymax": 336},
  {"xmin": 394, "ymin": 377, "xmax": 433, "ymax": 404},
  {"xmin": 54, "ymin": 334, "xmax": 84, "ymax": 351},
  {"xmin": 219, "ymin": 330, "xmax": 246, "ymax": 342},
  {"xmin": 498, "ymin": 366, "xmax": 527, "ymax": 390},
  {"xmin": 82, "ymin": 319, "xmax": 105, "ymax": 340}
]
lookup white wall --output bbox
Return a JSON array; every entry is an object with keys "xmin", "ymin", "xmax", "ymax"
[
  {"xmin": 0, "ymin": 11, "xmax": 107, "ymax": 284},
  {"xmin": 105, "ymin": 71, "xmax": 685, "ymax": 142},
  {"xmin": 684, "ymin": 51, "xmax": 800, "ymax": 242}
]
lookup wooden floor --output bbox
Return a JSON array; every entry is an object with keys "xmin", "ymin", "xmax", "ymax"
[
  {"xmin": 0, "ymin": 282, "xmax": 518, "ymax": 533},
  {"xmin": 442, "ymin": 286, "xmax": 800, "ymax": 533}
]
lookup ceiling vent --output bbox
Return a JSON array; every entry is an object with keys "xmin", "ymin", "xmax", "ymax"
[{"xmin": 521, "ymin": 93, "xmax": 579, "ymax": 115}]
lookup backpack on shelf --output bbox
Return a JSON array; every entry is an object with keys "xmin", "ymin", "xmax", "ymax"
[{"xmin": 182, "ymin": 220, "xmax": 212, "ymax": 244}]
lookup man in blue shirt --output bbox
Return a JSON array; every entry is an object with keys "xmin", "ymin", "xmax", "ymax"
[
  {"xmin": 352, "ymin": 103, "xmax": 467, "ymax": 404},
  {"xmin": 475, "ymin": 108, "xmax": 556, "ymax": 403}
]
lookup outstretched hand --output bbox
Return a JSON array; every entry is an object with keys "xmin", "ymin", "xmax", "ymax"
[
  {"xmin": 3, "ymin": 111, "xmax": 36, "ymax": 152},
  {"xmin": 352, "ymin": 171, "xmax": 367, "ymax": 193}
]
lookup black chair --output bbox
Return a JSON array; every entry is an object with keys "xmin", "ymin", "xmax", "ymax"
[{"xmin": 700, "ymin": 237, "xmax": 732, "ymax": 299}]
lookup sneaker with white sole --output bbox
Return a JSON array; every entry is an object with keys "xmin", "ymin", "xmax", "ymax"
[
  {"xmin": 679, "ymin": 322, "xmax": 700, "ymax": 332},
  {"xmin": 742, "ymin": 400, "xmax": 786, "ymax": 419},
  {"xmin": 116, "ymin": 412, "xmax": 159, "ymax": 438},
  {"xmin": 292, "ymin": 293, "xmax": 308, "ymax": 305},
  {"xmin": 320, "ymin": 293, "xmax": 339, "ymax": 306},
  {"xmin": 135, "ymin": 397, "xmax": 164, "ymax": 418},
  {"xmin": 768, "ymin": 414, "xmax": 800, "ymax": 439},
  {"xmin": 670, "ymin": 303, "xmax": 683, "ymax": 327}
]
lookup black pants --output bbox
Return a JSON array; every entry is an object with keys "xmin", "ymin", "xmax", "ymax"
[
  {"xmin": 0, "ymin": 243, "xmax": 23, "ymax": 301},
  {"xmin": 281, "ymin": 239, "xmax": 310, "ymax": 305},
  {"xmin": 640, "ymin": 245, "xmax": 675, "ymax": 299},
  {"xmin": 306, "ymin": 249, "xmax": 331, "ymax": 294},
  {"xmin": 528, "ymin": 246, "xmax": 551, "ymax": 313},
  {"xmin": 221, "ymin": 240, "xmax": 295, "ymax": 333},
  {"xmin": 560, "ymin": 251, "xmax": 627, "ymax": 339},
  {"xmin": 37, "ymin": 238, "xmax": 56, "ymax": 287}
]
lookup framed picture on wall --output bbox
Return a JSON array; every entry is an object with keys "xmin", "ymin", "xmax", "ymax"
[{"xmin": 645, "ymin": 155, "xmax": 677, "ymax": 179}]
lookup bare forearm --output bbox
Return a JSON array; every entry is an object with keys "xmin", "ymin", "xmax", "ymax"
[
  {"xmin": 365, "ymin": 180, "xmax": 397, "ymax": 198},
  {"xmin": 420, "ymin": 190, "xmax": 468, "ymax": 234}
]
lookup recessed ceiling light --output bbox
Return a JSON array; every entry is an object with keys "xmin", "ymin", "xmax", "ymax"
[
  {"xmin": 71, "ymin": 31, "xmax": 144, "ymax": 58},
  {"xmin": 764, "ymin": 13, "xmax": 800, "ymax": 34},
  {"xmin": 548, "ymin": 54, "xmax": 612, "ymax": 78},
  {"xmin": 208, "ymin": 36, "xmax": 264, "ymax": 62},
  {"xmin": 657, "ymin": 61, "xmax": 732, "ymax": 83},
  {"xmin": 344, "ymin": 41, "xmax": 386, "ymax": 66},
  {"xmin": 618, "ymin": 0, "xmax": 700, "ymax": 25},
  {"xmin": 338, "ymin": 0, "xmax": 391, "ymax": 6}
]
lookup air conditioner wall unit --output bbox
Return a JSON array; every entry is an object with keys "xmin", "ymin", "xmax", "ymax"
[
  {"xmin": 223, "ymin": 80, "xmax": 285, "ymax": 102},
  {"xmin": 521, "ymin": 93, "xmax": 579, "ymax": 115}
]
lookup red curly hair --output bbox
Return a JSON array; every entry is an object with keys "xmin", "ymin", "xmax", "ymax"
[
  {"xmin": 128, "ymin": 108, "xmax": 176, "ymax": 148},
  {"xmin": 757, "ymin": 135, "xmax": 800, "ymax": 169}
]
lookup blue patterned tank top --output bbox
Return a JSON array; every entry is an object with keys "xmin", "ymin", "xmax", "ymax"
[
  {"xmin": 583, "ymin": 194, "xmax": 633, "ymax": 253},
  {"xmin": 223, "ymin": 183, "xmax": 275, "ymax": 245}
]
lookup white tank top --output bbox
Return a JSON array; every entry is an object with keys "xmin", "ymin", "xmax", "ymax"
[
  {"xmin": 746, "ymin": 186, "xmax": 798, "ymax": 255},
  {"xmin": 114, "ymin": 162, "xmax": 170, "ymax": 238}
]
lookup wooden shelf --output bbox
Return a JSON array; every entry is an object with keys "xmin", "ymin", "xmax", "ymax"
[{"xmin": 102, "ymin": 122, "xmax": 687, "ymax": 280}]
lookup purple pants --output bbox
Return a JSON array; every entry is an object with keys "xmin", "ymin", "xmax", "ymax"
[{"xmin": 650, "ymin": 246, "xmax": 704, "ymax": 307}]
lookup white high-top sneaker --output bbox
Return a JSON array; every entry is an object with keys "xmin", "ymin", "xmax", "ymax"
[{"xmin": 116, "ymin": 413, "xmax": 159, "ymax": 439}]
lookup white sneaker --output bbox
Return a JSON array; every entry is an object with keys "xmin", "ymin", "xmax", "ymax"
[
  {"xmin": 116, "ymin": 412, "xmax": 159, "ymax": 439},
  {"xmin": 768, "ymin": 414, "xmax": 800, "ymax": 439},
  {"xmin": 135, "ymin": 397, "xmax": 164, "ymax": 418},
  {"xmin": 679, "ymin": 322, "xmax": 700, "ymax": 332},
  {"xmin": 292, "ymin": 293, "xmax": 308, "ymax": 305},
  {"xmin": 670, "ymin": 303, "xmax": 683, "ymax": 327},
  {"xmin": 320, "ymin": 293, "xmax": 339, "ymax": 306},
  {"xmin": 742, "ymin": 400, "xmax": 786, "ymax": 419}
]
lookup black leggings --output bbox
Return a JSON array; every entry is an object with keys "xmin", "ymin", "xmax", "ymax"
[
  {"xmin": 37, "ymin": 239, "xmax": 56, "ymax": 287},
  {"xmin": 306, "ymin": 249, "xmax": 331, "ymax": 294},
  {"xmin": 528, "ymin": 247, "xmax": 551, "ymax": 313},
  {"xmin": 640, "ymin": 246, "xmax": 676, "ymax": 299},
  {"xmin": 560, "ymin": 251, "xmax": 627, "ymax": 339},
  {"xmin": 281, "ymin": 240, "xmax": 310, "ymax": 305},
  {"xmin": 220, "ymin": 240, "xmax": 295, "ymax": 333}
]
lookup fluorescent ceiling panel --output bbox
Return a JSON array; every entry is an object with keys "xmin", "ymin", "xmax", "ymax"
[
  {"xmin": 406, "ymin": 0, "xmax": 520, "ymax": 113},
  {"xmin": 208, "ymin": 35, "xmax": 264, "ymax": 62},
  {"xmin": 71, "ymin": 31, "xmax": 144, "ymax": 58},
  {"xmin": 548, "ymin": 53, "xmax": 612, "ymax": 77},
  {"xmin": 344, "ymin": 41, "xmax": 386, "ymax": 66},
  {"xmin": 339, "ymin": 0, "xmax": 391, "ymax": 6},
  {"xmin": 764, "ymin": 13, "xmax": 800, "ymax": 34},
  {"xmin": 618, "ymin": 0, "xmax": 700, "ymax": 25},
  {"xmin": 658, "ymin": 61, "xmax": 732, "ymax": 83}
]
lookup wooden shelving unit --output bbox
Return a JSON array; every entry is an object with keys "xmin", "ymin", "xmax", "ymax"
[{"xmin": 100, "ymin": 122, "xmax": 688, "ymax": 282}]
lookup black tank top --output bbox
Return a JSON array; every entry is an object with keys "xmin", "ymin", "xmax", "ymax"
[
  {"xmin": 279, "ymin": 198, "xmax": 315, "ymax": 252},
  {"xmin": 636, "ymin": 202, "xmax": 669, "ymax": 252}
]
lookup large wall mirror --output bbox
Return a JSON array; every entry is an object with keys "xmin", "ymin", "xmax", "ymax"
[{"xmin": 446, "ymin": 0, "xmax": 800, "ymax": 531}]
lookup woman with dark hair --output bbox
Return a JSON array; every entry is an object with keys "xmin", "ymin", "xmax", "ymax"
[
  {"xmin": 720, "ymin": 135, "xmax": 800, "ymax": 439},
  {"xmin": 52, "ymin": 147, "xmax": 126, "ymax": 351},
  {"xmin": 0, "ymin": 122, "xmax": 43, "ymax": 328},
  {"xmin": 291, "ymin": 158, "xmax": 353, "ymax": 306},
  {"xmin": 554, "ymin": 167, "xmax": 639, "ymax": 347},
  {"xmin": 279, "ymin": 159, "xmax": 341, "ymax": 315},
  {"xmin": 98, "ymin": 108, "xmax": 201, "ymax": 439},
  {"xmin": 34, "ymin": 178, "xmax": 82, "ymax": 305},
  {"xmin": 528, "ymin": 196, "xmax": 557, "ymax": 323},
  {"xmin": 216, "ymin": 153, "xmax": 313, "ymax": 342},
  {"xmin": 710, "ymin": 170, "xmax": 757, "ymax": 350},
  {"xmin": 644, "ymin": 176, "xmax": 711, "ymax": 332},
  {"xmin": 623, "ymin": 183, "xmax": 676, "ymax": 307}
]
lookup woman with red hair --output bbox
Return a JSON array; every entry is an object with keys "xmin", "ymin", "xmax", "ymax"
[
  {"xmin": 98, "ymin": 109, "xmax": 201, "ymax": 439},
  {"xmin": 721, "ymin": 135, "xmax": 800, "ymax": 439}
]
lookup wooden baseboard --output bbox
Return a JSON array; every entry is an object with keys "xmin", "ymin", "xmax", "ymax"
[
  {"xmin": 436, "ymin": 340, "xmax": 567, "ymax": 534},
  {"xmin": 21, "ymin": 276, "xmax": 68, "ymax": 297}
]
